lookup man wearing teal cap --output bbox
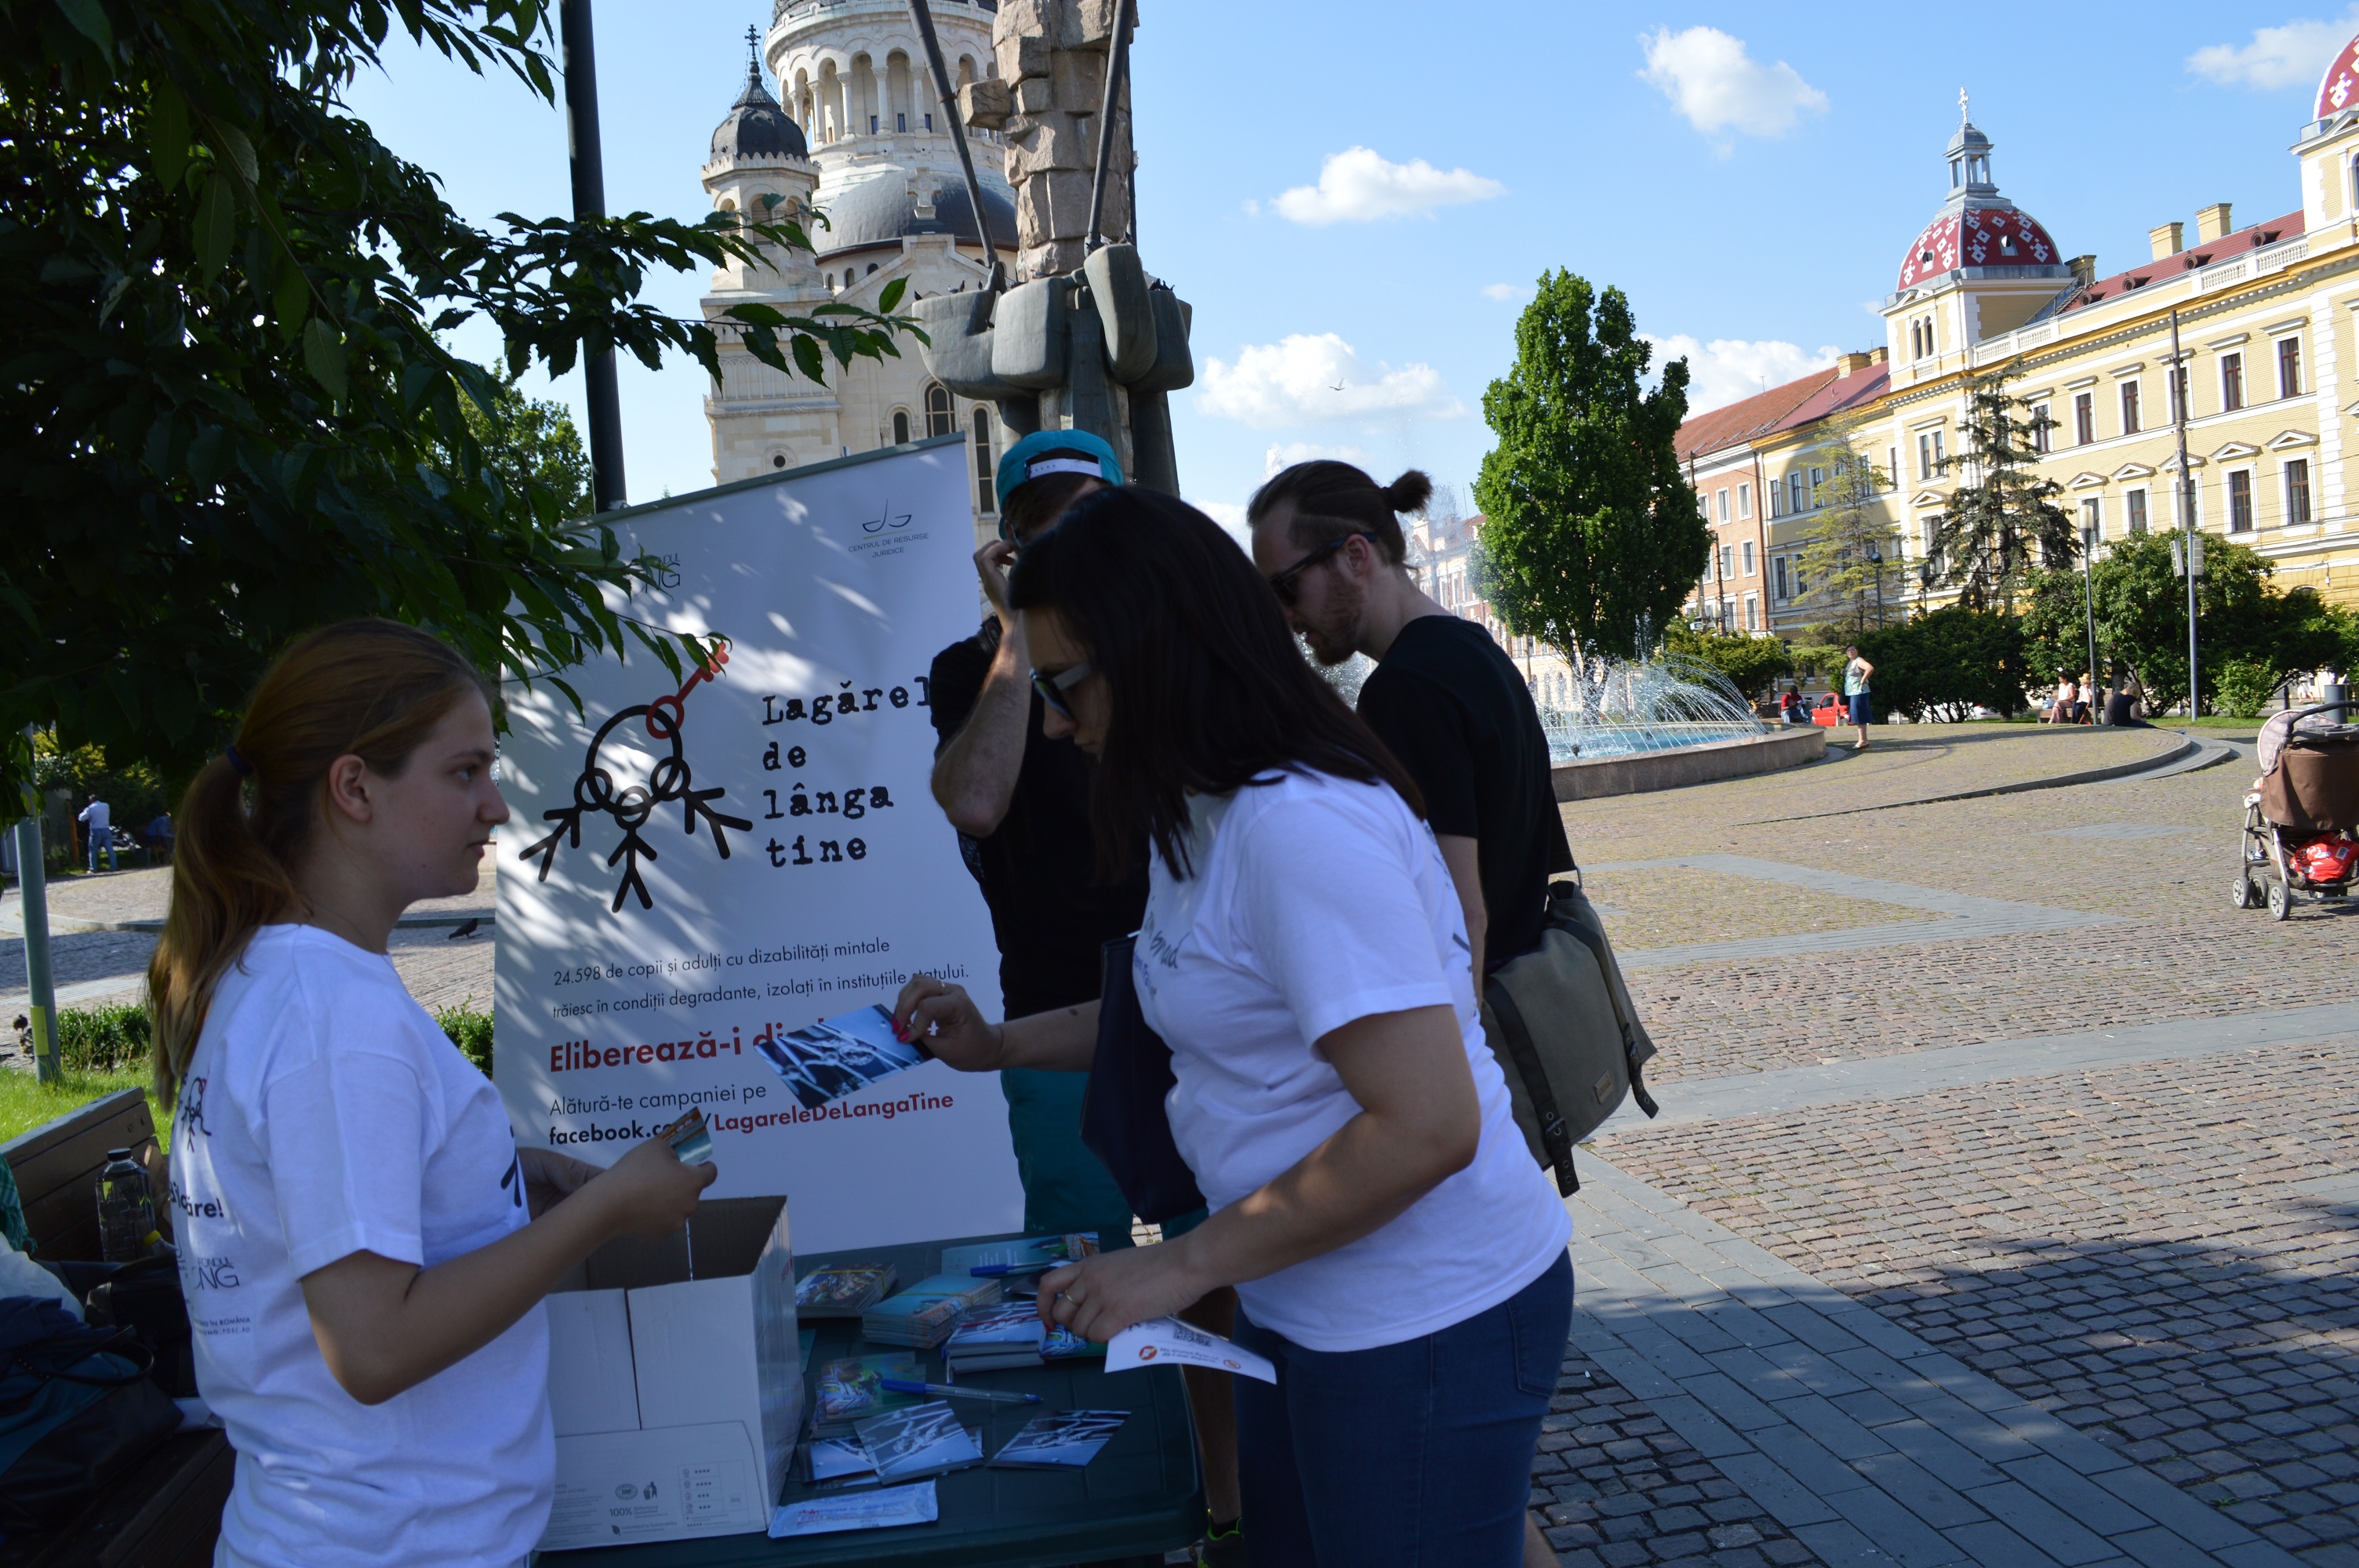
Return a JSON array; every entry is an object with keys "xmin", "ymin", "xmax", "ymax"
[{"xmin": 928, "ymin": 430, "xmax": 1137, "ymax": 1240}]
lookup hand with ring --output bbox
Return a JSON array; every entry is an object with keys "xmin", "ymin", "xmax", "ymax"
[{"xmin": 1037, "ymin": 1240, "xmax": 1216, "ymax": 1345}]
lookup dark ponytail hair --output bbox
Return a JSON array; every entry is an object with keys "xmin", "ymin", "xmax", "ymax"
[
  {"xmin": 147, "ymin": 619, "xmax": 489, "ymax": 1103},
  {"xmin": 1245, "ymin": 461, "xmax": 1434, "ymax": 566},
  {"xmin": 1007, "ymin": 487, "xmax": 1423, "ymax": 877}
]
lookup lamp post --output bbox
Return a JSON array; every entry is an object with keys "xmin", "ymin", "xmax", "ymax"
[
  {"xmin": 1866, "ymin": 543, "xmax": 1885, "ymax": 630},
  {"xmin": 2079, "ymin": 521, "xmax": 2101, "ymax": 716},
  {"xmin": 2168, "ymin": 307, "xmax": 2199, "ymax": 719},
  {"xmin": 560, "ymin": 0, "xmax": 626, "ymax": 514}
]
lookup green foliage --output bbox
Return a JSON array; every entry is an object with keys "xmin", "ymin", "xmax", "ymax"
[
  {"xmin": 1663, "ymin": 622, "xmax": 1794, "ymax": 701},
  {"xmin": 1796, "ymin": 417, "xmax": 1900, "ymax": 638},
  {"xmin": 54, "ymin": 1002, "xmax": 152, "ymax": 1073},
  {"xmin": 30, "ymin": 735, "xmax": 169, "ymax": 834},
  {"xmin": 0, "ymin": 1069, "xmax": 161, "ymax": 1151},
  {"xmin": 433, "ymin": 375, "xmax": 594, "ymax": 522},
  {"xmin": 2019, "ymin": 534, "xmax": 2346, "ymax": 715},
  {"xmin": 1928, "ymin": 366, "xmax": 2077, "ymax": 611},
  {"xmin": 1473, "ymin": 271, "xmax": 1705, "ymax": 662},
  {"xmin": 1857, "ymin": 606, "xmax": 2030, "ymax": 723},
  {"xmin": 2215, "ymin": 659, "xmax": 2277, "ymax": 720},
  {"xmin": 0, "ymin": 0, "xmax": 918, "ymax": 807},
  {"xmin": 1788, "ymin": 643, "xmax": 1842, "ymax": 680},
  {"xmin": 434, "ymin": 1005, "xmax": 494, "ymax": 1076}
]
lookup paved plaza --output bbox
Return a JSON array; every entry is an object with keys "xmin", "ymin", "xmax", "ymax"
[{"xmin": 7, "ymin": 724, "xmax": 2354, "ymax": 1568}]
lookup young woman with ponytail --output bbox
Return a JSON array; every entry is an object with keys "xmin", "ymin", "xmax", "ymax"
[{"xmin": 153, "ymin": 619, "xmax": 714, "ymax": 1568}]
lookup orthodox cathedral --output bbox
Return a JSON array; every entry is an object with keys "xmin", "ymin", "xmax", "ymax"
[{"xmin": 700, "ymin": 0, "xmax": 1015, "ymax": 539}]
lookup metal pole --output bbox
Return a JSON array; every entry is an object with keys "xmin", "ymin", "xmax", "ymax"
[
  {"xmin": 907, "ymin": 1, "xmax": 1005, "ymax": 291},
  {"xmin": 2168, "ymin": 308, "xmax": 2197, "ymax": 719},
  {"xmin": 2080, "ymin": 533, "xmax": 2100, "ymax": 715},
  {"xmin": 1083, "ymin": 0, "xmax": 1136, "ymax": 252},
  {"xmin": 561, "ymin": 0, "xmax": 627, "ymax": 514},
  {"xmin": 13, "ymin": 728, "xmax": 58, "ymax": 1082}
]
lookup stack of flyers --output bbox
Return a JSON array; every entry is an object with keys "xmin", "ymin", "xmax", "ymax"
[
  {"xmin": 1040, "ymin": 1324, "xmax": 1104, "ymax": 1361},
  {"xmin": 943, "ymin": 1300, "xmax": 1048, "ymax": 1373},
  {"xmin": 754, "ymin": 1004, "xmax": 929, "ymax": 1112},
  {"xmin": 768, "ymin": 1480, "xmax": 938, "ymax": 1539},
  {"xmin": 990, "ymin": 1410, "xmax": 1129, "ymax": 1470},
  {"xmin": 861, "ymin": 1274, "xmax": 1003, "ymax": 1349},
  {"xmin": 938, "ymin": 1232, "xmax": 1101, "ymax": 1281},
  {"xmin": 802, "ymin": 1435, "xmax": 876, "ymax": 1486},
  {"xmin": 812, "ymin": 1353, "xmax": 923, "ymax": 1433},
  {"xmin": 853, "ymin": 1401, "xmax": 987, "ymax": 1482},
  {"xmin": 795, "ymin": 1262, "xmax": 899, "ymax": 1318},
  {"xmin": 654, "ymin": 1106, "xmax": 714, "ymax": 1166}
]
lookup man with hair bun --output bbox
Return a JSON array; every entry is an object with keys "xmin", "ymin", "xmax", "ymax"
[{"xmin": 1250, "ymin": 459, "xmax": 1573, "ymax": 1568}]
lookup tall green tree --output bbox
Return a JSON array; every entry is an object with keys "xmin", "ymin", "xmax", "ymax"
[
  {"xmin": 1796, "ymin": 413, "xmax": 1901, "ymax": 637},
  {"xmin": 1472, "ymin": 270, "xmax": 1704, "ymax": 668},
  {"xmin": 0, "ymin": 0, "xmax": 914, "ymax": 807},
  {"xmin": 1928, "ymin": 365, "xmax": 2076, "ymax": 611},
  {"xmin": 431, "ymin": 374, "xmax": 595, "ymax": 521}
]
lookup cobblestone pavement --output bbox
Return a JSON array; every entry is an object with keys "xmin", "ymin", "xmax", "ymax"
[{"xmin": 1533, "ymin": 725, "xmax": 2358, "ymax": 1566}]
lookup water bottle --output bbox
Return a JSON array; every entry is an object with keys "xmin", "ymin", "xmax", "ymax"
[{"xmin": 97, "ymin": 1147, "xmax": 156, "ymax": 1263}]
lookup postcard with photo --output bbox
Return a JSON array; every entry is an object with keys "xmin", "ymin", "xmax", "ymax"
[
  {"xmin": 803, "ymin": 1436, "xmax": 877, "ymax": 1485},
  {"xmin": 754, "ymin": 1004, "xmax": 929, "ymax": 1111},
  {"xmin": 990, "ymin": 1410, "xmax": 1129, "ymax": 1470},
  {"xmin": 854, "ymin": 1401, "xmax": 986, "ymax": 1483},
  {"xmin": 937, "ymin": 1232, "xmax": 1101, "ymax": 1276},
  {"xmin": 796, "ymin": 1262, "xmax": 899, "ymax": 1317},
  {"xmin": 814, "ymin": 1353, "xmax": 922, "ymax": 1428}
]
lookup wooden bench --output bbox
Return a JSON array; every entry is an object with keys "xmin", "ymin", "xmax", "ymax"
[{"xmin": 1, "ymin": 1088, "xmax": 228, "ymax": 1568}]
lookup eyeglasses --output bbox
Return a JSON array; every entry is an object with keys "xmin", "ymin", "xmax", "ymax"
[
  {"xmin": 1266, "ymin": 533, "xmax": 1373, "ymax": 607},
  {"xmin": 1030, "ymin": 660, "xmax": 1096, "ymax": 720}
]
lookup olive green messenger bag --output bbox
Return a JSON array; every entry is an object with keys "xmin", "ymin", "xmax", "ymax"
[{"xmin": 1481, "ymin": 875, "xmax": 1660, "ymax": 1195}]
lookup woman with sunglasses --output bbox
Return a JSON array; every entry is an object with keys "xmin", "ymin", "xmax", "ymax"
[{"xmin": 896, "ymin": 488, "xmax": 1572, "ymax": 1567}]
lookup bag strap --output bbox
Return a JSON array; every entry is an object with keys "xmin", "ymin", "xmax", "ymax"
[
  {"xmin": 0, "ymin": 1329, "xmax": 152, "ymax": 1416},
  {"xmin": 1483, "ymin": 978, "xmax": 1578, "ymax": 1196},
  {"xmin": 1552, "ymin": 897, "xmax": 1661, "ymax": 1121}
]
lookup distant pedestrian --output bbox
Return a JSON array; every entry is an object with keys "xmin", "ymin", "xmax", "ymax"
[
  {"xmin": 77, "ymin": 793, "xmax": 114, "ymax": 873},
  {"xmin": 1842, "ymin": 646, "xmax": 1874, "ymax": 749},
  {"xmin": 145, "ymin": 812, "xmax": 175, "ymax": 866}
]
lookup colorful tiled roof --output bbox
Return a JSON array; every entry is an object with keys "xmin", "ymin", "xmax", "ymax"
[
  {"xmin": 2045, "ymin": 209, "xmax": 2303, "ymax": 318},
  {"xmin": 1896, "ymin": 205, "xmax": 2059, "ymax": 291},
  {"xmin": 1674, "ymin": 368, "xmax": 1840, "ymax": 461}
]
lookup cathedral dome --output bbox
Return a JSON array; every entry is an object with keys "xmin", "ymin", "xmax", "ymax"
[
  {"xmin": 1895, "ymin": 107, "xmax": 2063, "ymax": 292},
  {"xmin": 2317, "ymin": 29, "xmax": 2359, "ymax": 119},
  {"xmin": 711, "ymin": 59, "xmax": 808, "ymax": 162},
  {"xmin": 815, "ymin": 176, "xmax": 1018, "ymax": 256}
]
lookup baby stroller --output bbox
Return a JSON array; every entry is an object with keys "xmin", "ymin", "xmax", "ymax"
[{"xmin": 2235, "ymin": 700, "xmax": 2359, "ymax": 920}]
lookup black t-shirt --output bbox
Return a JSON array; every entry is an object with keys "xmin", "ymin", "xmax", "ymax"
[
  {"xmin": 929, "ymin": 621, "xmax": 1150, "ymax": 1018},
  {"xmin": 1356, "ymin": 615, "xmax": 1574, "ymax": 968}
]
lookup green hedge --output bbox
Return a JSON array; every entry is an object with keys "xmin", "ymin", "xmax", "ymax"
[{"xmin": 48, "ymin": 1003, "xmax": 491, "ymax": 1077}]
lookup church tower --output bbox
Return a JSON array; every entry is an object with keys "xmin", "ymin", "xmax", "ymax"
[{"xmin": 702, "ymin": 1, "xmax": 1016, "ymax": 536}]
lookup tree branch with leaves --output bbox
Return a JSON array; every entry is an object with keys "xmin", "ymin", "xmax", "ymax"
[{"xmin": 1925, "ymin": 364, "xmax": 2075, "ymax": 613}]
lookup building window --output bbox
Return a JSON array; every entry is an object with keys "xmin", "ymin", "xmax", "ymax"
[
  {"xmin": 1808, "ymin": 466, "xmax": 1825, "ymax": 505},
  {"xmin": 2227, "ymin": 470, "xmax": 2254, "ymax": 533},
  {"xmin": 1768, "ymin": 479, "xmax": 1783, "ymax": 519},
  {"xmin": 1737, "ymin": 482, "xmax": 1752, "ymax": 519},
  {"xmin": 2081, "ymin": 496, "xmax": 2102, "ymax": 545},
  {"xmin": 1788, "ymin": 472, "xmax": 1805, "ymax": 514},
  {"xmin": 925, "ymin": 383, "xmax": 954, "ymax": 437},
  {"xmin": 2126, "ymin": 488, "xmax": 2147, "ymax": 535},
  {"xmin": 2120, "ymin": 380, "xmax": 2140, "ymax": 435},
  {"xmin": 891, "ymin": 410, "xmax": 911, "ymax": 445},
  {"xmin": 1886, "ymin": 447, "xmax": 1899, "ymax": 492},
  {"xmin": 1793, "ymin": 559, "xmax": 1808, "ymax": 594},
  {"xmin": 1716, "ymin": 488, "xmax": 1730, "ymax": 522},
  {"xmin": 2277, "ymin": 336, "xmax": 2303, "ymax": 398},
  {"xmin": 1719, "ymin": 544, "xmax": 1736, "ymax": 578},
  {"xmin": 1696, "ymin": 492, "xmax": 1710, "ymax": 518},
  {"xmin": 1917, "ymin": 433, "xmax": 1936, "ymax": 480},
  {"xmin": 896, "ymin": 112, "xmax": 907, "ymax": 132},
  {"xmin": 972, "ymin": 407, "xmax": 996, "ymax": 514},
  {"xmin": 2074, "ymin": 392, "xmax": 2095, "ymax": 445},
  {"xmin": 2286, "ymin": 458, "xmax": 2313, "ymax": 525},
  {"xmin": 1743, "ymin": 593, "xmax": 1759, "ymax": 632},
  {"xmin": 1742, "ymin": 540, "xmax": 1756, "ymax": 575},
  {"xmin": 1774, "ymin": 557, "xmax": 1790, "ymax": 599},
  {"xmin": 869, "ymin": 114, "xmax": 879, "ymax": 133},
  {"xmin": 2222, "ymin": 353, "xmax": 2244, "ymax": 412},
  {"xmin": 2030, "ymin": 404, "xmax": 2051, "ymax": 453}
]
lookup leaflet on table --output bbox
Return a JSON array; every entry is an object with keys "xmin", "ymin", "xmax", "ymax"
[
  {"xmin": 768, "ymin": 1480, "xmax": 939, "ymax": 1538},
  {"xmin": 1103, "ymin": 1316, "xmax": 1277, "ymax": 1383},
  {"xmin": 990, "ymin": 1410, "xmax": 1128, "ymax": 1469},
  {"xmin": 937, "ymin": 1231, "xmax": 1101, "ymax": 1276},
  {"xmin": 813, "ymin": 1353, "xmax": 923, "ymax": 1431},
  {"xmin": 853, "ymin": 1402, "xmax": 985, "ymax": 1482},
  {"xmin": 804, "ymin": 1435, "xmax": 876, "ymax": 1484},
  {"xmin": 795, "ymin": 1261, "xmax": 898, "ymax": 1317},
  {"xmin": 754, "ymin": 1004, "xmax": 927, "ymax": 1111}
]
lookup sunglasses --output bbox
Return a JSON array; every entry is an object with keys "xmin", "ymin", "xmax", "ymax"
[
  {"xmin": 1030, "ymin": 659, "xmax": 1096, "ymax": 720},
  {"xmin": 1266, "ymin": 532, "xmax": 1374, "ymax": 607}
]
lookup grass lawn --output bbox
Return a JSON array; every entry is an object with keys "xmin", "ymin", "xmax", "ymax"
[{"xmin": 0, "ymin": 1067, "xmax": 165, "ymax": 1149}]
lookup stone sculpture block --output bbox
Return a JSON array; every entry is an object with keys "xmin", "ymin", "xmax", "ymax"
[{"xmin": 958, "ymin": 78, "xmax": 1012, "ymax": 130}]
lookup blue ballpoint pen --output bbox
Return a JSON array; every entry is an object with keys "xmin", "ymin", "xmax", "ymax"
[
  {"xmin": 878, "ymin": 1377, "xmax": 1042, "ymax": 1405},
  {"xmin": 969, "ymin": 1261, "xmax": 1056, "ymax": 1276}
]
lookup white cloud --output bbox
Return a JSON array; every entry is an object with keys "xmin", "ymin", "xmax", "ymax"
[
  {"xmin": 1647, "ymin": 334, "xmax": 1839, "ymax": 415},
  {"xmin": 1263, "ymin": 441, "xmax": 1372, "ymax": 477},
  {"xmin": 1482, "ymin": 282, "xmax": 1528, "ymax": 302},
  {"xmin": 1638, "ymin": 26, "xmax": 1828, "ymax": 140},
  {"xmin": 2188, "ymin": 12, "xmax": 2358, "ymax": 89},
  {"xmin": 1192, "ymin": 500, "xmax": 1252, "ymax": 552},
  {"xmin": 1272, "ymin": 147, "xmax": 1505, "ymax": 225},
  {"xmin": 1196, "ymin": 334, "xmax": 1463, "ymax": 428}
]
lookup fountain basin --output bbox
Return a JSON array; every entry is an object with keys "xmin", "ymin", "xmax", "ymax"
[{"xmin": 1550, "ymin": 727, "xmax": 1826, "ymax": 802}]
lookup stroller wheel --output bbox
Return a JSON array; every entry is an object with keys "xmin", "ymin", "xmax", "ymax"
[
  {"xmin": 2267, "ymin": 877, "xmax": 2292, "ymax": 921},
  {"xmin": 2232, "ymin": 874, "xmax": 2259, "ymax": 909}
]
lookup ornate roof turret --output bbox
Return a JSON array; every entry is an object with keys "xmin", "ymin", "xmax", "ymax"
[
  {"xmin": 1895, "ymin": 93, "xmax": 2066, "ymax": 292},
  {"xmin": 710, "ymin": 29, "xmax": 808, "ymax": 163}
]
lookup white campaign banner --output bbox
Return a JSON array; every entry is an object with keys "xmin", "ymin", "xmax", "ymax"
[{"xmin": 494, "ymin": 440, "xmax": 1023, "ymax": 1253}]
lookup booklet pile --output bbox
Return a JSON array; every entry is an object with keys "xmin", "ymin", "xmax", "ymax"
[
  {"xmin": 862, "ymin": 1275, "xmax": 1003, "ymax": 1349},
  {"xmin": 794, "ymin": 1261, "xmax": 898, "ymax": 1319}
]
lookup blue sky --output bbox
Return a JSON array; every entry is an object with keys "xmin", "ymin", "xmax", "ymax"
[{"xmin": 346, "ymin": 0, "xmax": 2356, "ymax": 525}]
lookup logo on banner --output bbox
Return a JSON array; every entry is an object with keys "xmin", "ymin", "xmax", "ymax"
[
  {"xmin": 861, "ymin": 499, "xmax": 913, "ymax": 534},
  {"xmin": 521, "ymin": 647, "xmax": 755, "ymax": 912}
]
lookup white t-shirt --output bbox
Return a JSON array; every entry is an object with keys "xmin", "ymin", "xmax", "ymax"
[
  {"xmin": 169, "ymin": 924, "xmax": 552, "ymax": 1568},
  {"xmin": 1134, "ymin": 770, "xmax": 1571, "ymax": 1353}
]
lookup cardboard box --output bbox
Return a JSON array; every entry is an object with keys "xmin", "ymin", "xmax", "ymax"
[{"xmin": 539, "ymin": 1196, "xmax": 803, "ymax": 1552}]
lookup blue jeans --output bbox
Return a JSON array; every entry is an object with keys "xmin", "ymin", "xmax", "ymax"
[
  {"xmin": 1233, "ymin": 1250, "xmax": 1572, "ymax": 1567},
  {"xmin": 86, "ymin": 827, "xmax": 114, "ymax": 873}
]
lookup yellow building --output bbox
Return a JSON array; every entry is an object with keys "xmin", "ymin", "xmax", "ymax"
[{"xmin": 1688, "ymin": 64, "xmax": 2359, "ymax": 640}]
